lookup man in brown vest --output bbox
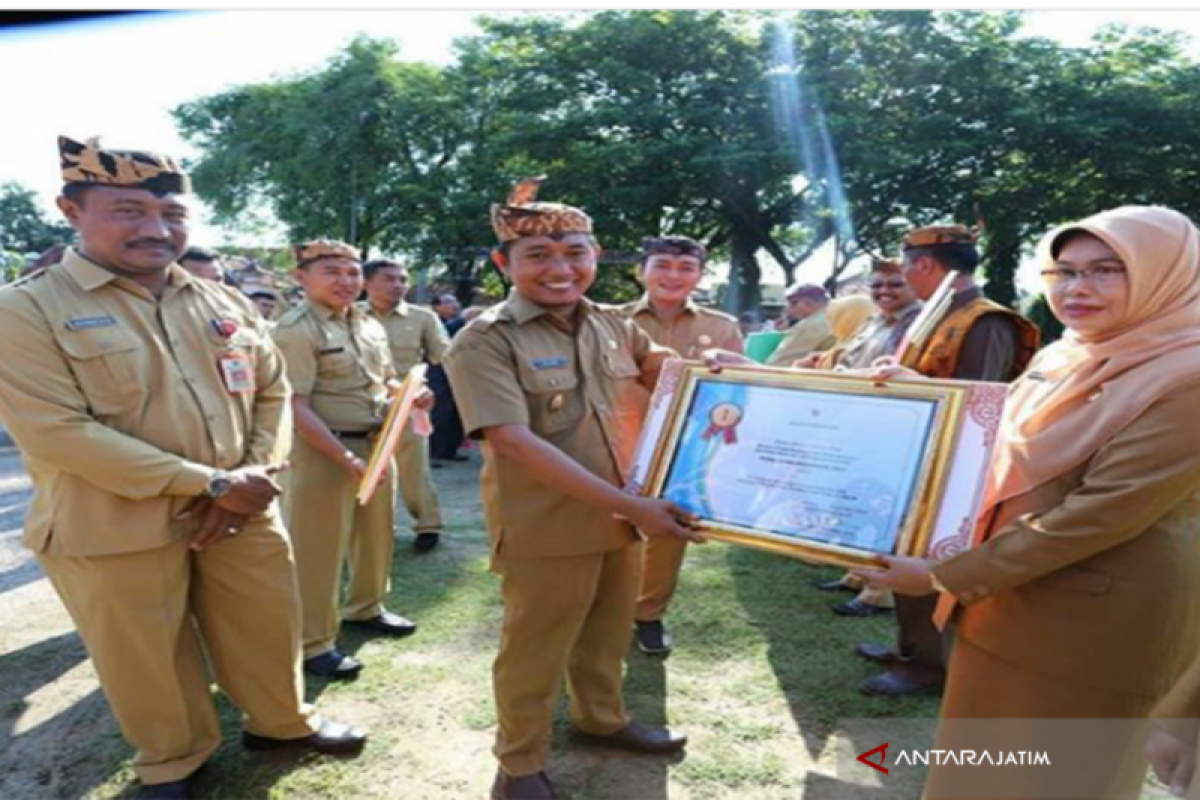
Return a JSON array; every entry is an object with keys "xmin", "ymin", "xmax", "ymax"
[{"xmin": 856, "ymin": 224, "xmax": 1040, "ymax": 697}]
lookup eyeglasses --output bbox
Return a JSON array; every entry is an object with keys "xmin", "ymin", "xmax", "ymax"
[
  {"xmin": 1039, "ymin": 265, "xmax": 1128, "ymax": 287},
  {"xmin": 868, "ymin": 280, "xmax": 908, "ymax": 290}
]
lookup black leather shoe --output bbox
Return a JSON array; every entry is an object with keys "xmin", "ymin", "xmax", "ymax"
[
  {"xmin": 832, "ymin": 598, "xmax": 894, "ymax": 617},
  {"xmin": 490, "ymin": 770, "xmax": 557, "ymax": 800},
  {"xmin": 243, "ymin": 720, "xmax": 368, "ymax": 756},
  {"xmin": 303, "ymin": 650, "xmax": 363, "ymax": 680},
  {"xmin": 859, "ymin": 669, "xmax": 944, "ymax": 698},
  {"xmin": 854, "ymin": 642, "xmax": 898, "ymax": 665},
  {"xmin": 815, "ymin": 578, "xmax": 857, "ymax": 593},
  {"xmin": 634, "ymin": 620, "xmax": 673, "ymax": 655},
  {"xmin": 570, "ymin": 721, "xmax": 687, "ymax": 755},
  {"xmin": 345, "ymin": 611, "xmax": 417, "ymax": 638},
  {"xmin": 413, "ymin": 532, "xmax": 441, "ymax": 553},
  {"xmin": 139, "ymin": 779, "xmax": 190, "ymax": 800}
]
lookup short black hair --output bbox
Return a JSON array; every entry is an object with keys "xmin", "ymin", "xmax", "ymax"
[
  {"xmin": 640, "ymin": 235, "xmax": 707, "ymax": 266},
  {"xmin": 906, "ymin": 243, "xmax": 980, "ymax": 275},
  {"xmin": 180, "ymin": 246, "xmax": 220, "ymax": 263},
  {"xmin": 247, "ymin": 290, "xmax": 277, "ymax": 301},
  {"xmin": 61, "ymin": 182, "xmax": 94, "ymax": 206},
  {"xmin": 363, "ymin": 259, "xmax": 407, "ymax": 281}
]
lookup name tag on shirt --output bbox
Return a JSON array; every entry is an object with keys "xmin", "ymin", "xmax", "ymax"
[
  {"xmin": 219, "ymin": 353, "xmax": 255, "ymax": 394},
  {"xmin": 65, "ymin": 316, "xmax": 117, "ymax": 331},
  {"xmin": 319, "ymin": 346, "xmax": 347, "ymax": 355},
  {"xmin": 532, "ymin": 357, "xmax": 568, "ymax": 370}
]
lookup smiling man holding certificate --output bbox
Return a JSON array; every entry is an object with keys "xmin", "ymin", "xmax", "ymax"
[{"xmin": 444, "ymin": 178, "xmax": 697, "ymax": 800}]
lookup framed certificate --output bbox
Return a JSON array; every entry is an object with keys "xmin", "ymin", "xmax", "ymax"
[
  {"xmin": 357, "ymin": 364, "xmax": 428, "ymax": 506},
  {"xmin": 627, "ymin": 361, "xmax": 1006, "ymax": 568}
]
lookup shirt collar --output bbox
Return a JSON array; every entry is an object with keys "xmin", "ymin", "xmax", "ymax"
[
  {"xmin": 363, "ymin": 300, "xmax": 409, "ymax": 319},
  {"xmin": 308, "ymin": 299, "xmax": 360, "ymax": 322},
  {"xmin": 505, "ymin": 290, "xmax": 594, "ymax": 326},
  {"xmin": 949, "ymin": 285, "xmax": 983, "ymax": 312},
  {"xmin": 883, "ymin": 299, "xmax": 923, "ymax": 324},
  {"xmin": 631, "ymin": 294, "xmax": 698, "ymax": 319},
  {"xmin": 62, "ymin": 247, "xmax": 194, "ymax": 293}
]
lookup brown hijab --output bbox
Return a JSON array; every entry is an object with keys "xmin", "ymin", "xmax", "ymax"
[{"xmin": 980, "ymin": 205, "xmax": 1200, "ymax": 522}]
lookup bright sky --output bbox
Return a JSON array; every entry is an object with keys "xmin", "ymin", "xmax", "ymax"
[{"xmin": 2, "ymin": 9, "xmax": 1199, "ymax": 288}]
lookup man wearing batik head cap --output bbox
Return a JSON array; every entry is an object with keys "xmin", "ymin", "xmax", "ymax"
[
  {"xmin": 0, "ymin": 137, "xmax": 366, "ymax": 799},
  {"xmin": 766, "ymin": 282, "xmax": 836, "ymax": 366},
  {"xmin": 855, "ymin": 223, "xmax": 1040, "ymax": 699},
  {"xmin": 272, "ymin": 240, "xmax": 430, "ymax": 681},
  {"xmin": 444, "ymin": 178, "xmax": 695, "ymax": 800}
]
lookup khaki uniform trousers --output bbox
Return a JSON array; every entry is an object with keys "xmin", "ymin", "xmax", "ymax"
[
  {"xmin": 395, "ymin": 424, "xmax": 442, "ymax": 533},
  {"xmin": 494, "ymin": 542, "xmax": 642, "ymax": 776},
  {"xmin": 635, "ymin": 535, "xmax": 687, "ymax": 622},
  {"xmin": 284, "ymin": 435, "xmax": 398, "ymax": 659},
  {"xmin": 38, "ymin": 511, "xmax": 315, "ymax": 785},
  {"xmin": 925, "ymin": 639, "xmax": 1152, "ymax": 800}
]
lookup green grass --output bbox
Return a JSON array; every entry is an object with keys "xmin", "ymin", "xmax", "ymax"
[{"xmin": 7, "ymin": 464, "xmax": 953, "ymax": 799}]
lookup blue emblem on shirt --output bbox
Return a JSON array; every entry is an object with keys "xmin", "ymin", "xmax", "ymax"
[{"xmin": 532, "ymin": 357, "xmax": 568, "ymax": 370}]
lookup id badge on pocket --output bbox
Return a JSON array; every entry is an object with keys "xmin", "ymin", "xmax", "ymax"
[{"xmin": 219, "ymin": 353, "xmax": 255, "ymax": 394}]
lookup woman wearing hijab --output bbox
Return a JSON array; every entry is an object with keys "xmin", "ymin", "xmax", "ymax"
[{"xmin": 854, "ymin": 206, "xmax": 1200, "ymax": 798}]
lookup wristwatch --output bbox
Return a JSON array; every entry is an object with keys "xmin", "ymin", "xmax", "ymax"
[{"xmin": 204, "ymin": 470, "xmax": 234, "ymax": 499}]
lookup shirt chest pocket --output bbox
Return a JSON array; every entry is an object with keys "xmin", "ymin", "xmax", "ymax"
[
  {"xmin": 517, "ymin": 365, "xmax": 583, "ymax": 435},
  {"xmin": 600, "ymin": 350, "xmax": 648, "ymax": 415},
  {"xmin": 601, "ymin": 351, "xmax": 641, "ymax": 381},
  {"xmin": 58, "ymin": 330, "xmax": 144, "ymax": 416},
  {"xmin": 318, "ymin": 348, "xmax": 360, "ymax": 381}
]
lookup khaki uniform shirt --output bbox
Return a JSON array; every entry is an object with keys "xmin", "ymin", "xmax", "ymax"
[
  {"xmin": 0, "ymin": 248, "xmax": 290, "ymax": 557},
  {"xmin": 444, "ymin": 292, "xmax": 673, "ymax": 559},
  {"xmin": 618, "ymin": 295, "xmax": 744, "ymax": 358},
  {"xmin": 838, "ymin": 301, "xmax": 922, "ymax": 369},
  {"xmin": 361, "ymin": 300, "xmax": 449, "ymax": 376},
  {"xmin": 767, "ymin": 310, "xmax": 835, "ymax": 366},
  {"xmin": 272, "ymin": 300, "xmax": 395, "ymax": 431}
]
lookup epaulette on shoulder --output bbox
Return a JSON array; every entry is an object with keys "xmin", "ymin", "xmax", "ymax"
[
  {"xmin": 275, "ymin": 303, "xmax": 311, "ymax": 328},
  {"xmin": 595, "ymin": 301, "xmax": 634, "ymax": 317},
  {"xmin": 696, "ymin": 305, "xmax": 737, "ymax": 324},
  {"xmin": 463, "ymin": 304, "xmax": 506, "ymax": 334},
  {"xmin": 4, "ymin": 268, "xmax": 51, "ymax": 291}
]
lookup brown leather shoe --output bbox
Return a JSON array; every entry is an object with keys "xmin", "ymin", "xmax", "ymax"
[
  {"xmin": 854, "ymin": 642, "xmax": 899, "ymax": 664},
  {"xmin": 570, "ymin": 721, "xmax": 687, "ymax": 754},
  {"xmin": 490, "ymin": 770, "xmax": 557, "ymax": 800},
  {"xmin": 242, "ymin": 719, "xmax": 368, "ymax": 756},
  {"xmin": 859, "ymin": 668, "xmax": 944, "ymax": 698}
]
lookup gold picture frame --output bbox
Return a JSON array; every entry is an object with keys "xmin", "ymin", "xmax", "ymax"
[{"xmin": 638, "ymin": 364, "xmax": 973, "ymax": 569}]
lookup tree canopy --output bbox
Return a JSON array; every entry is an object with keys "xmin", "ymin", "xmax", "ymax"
[
  {"xmin": 0, "ymin": 182, "xmax": 73, "ymax": 255},
  {"xmin": 174, "ymin": 11, "xmax": 1200, "ymax": 309}
]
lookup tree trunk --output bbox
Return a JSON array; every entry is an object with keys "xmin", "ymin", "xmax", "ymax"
[
  {"xmin": 726, "ymin": 223, "xmax": 762, "ymax": 315},
  {"xmin": 982, "ymin": 221, "xmax": 1019, "ymax": 308}
]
